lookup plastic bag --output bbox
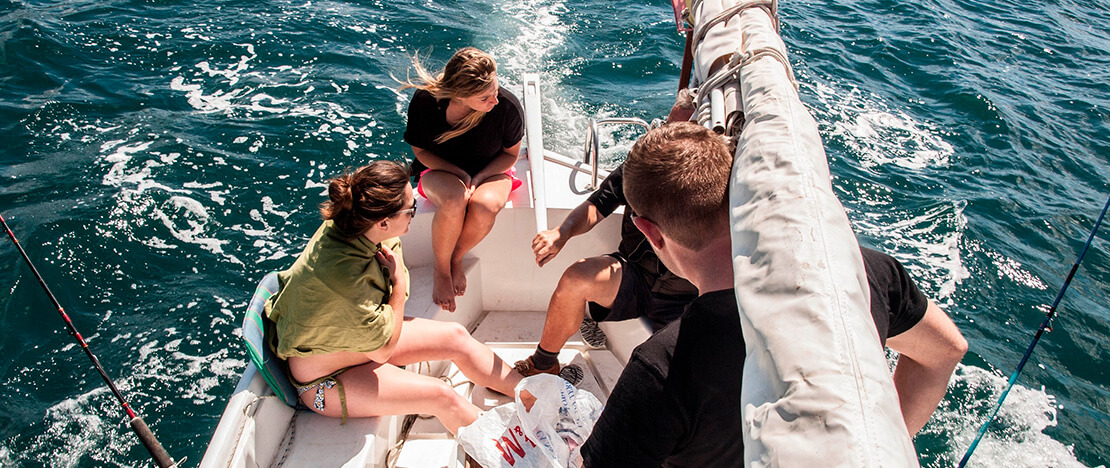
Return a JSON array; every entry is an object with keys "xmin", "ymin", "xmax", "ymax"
[{"xmin": 457, "ymin": 374, "xmax": 604, "ymax": 468}]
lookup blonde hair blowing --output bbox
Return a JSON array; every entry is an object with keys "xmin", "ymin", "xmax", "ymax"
[{"xmin": 399, "ymin": 47, "xmax": 498, "ymax": 144}]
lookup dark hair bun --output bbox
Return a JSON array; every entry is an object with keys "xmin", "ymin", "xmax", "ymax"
[
  {"xmin": 326, "ymin": 175, "xmax": 355, "ymax": 215},
  {"xmin": 320, "ymin": 161, "xmax": 411, "ymax": 237}
]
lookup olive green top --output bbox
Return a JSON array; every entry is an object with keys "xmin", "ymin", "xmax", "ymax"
[{"xmin": 265, "ymin": 220, "xmax": 408, "ymax": 359}]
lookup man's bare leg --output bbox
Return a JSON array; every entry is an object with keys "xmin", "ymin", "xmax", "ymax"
[{"xmin": 515, "ymin": 255, "xmax": 623, "ymax": 375}]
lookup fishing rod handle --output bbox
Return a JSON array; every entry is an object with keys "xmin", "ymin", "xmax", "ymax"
[{"xmin": 130, "ymin": 417, "xmax": 176, "ymax": 468}]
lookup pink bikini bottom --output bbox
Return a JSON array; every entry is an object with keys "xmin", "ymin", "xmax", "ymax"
[{"xmin": 416, "ymin": 167, "xmax": 523, "ymax": 198}]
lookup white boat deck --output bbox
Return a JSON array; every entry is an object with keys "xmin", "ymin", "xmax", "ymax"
[
  {"xmin": 202, "ymin": 142, "xmax": 652, "ymax": 468},
  {"xmin": 392, "ymin": 302, "xmax": 628, "ymax": 468},
  {"xmin": 386, "ymin": 256, "xmax": 637, "ymax": 467}
]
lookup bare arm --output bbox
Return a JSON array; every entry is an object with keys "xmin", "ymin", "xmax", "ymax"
[
  {"xmin": 886, "ymin": 300, "xmax": 968, "ymax": 435},
  {"xmin": 532, "ymin": 200, "xmax": 606, "ymax": 267},
  {"xmin": 364, "ymin": 246, "xmax": 409, "ymax": 363},
  {"xmin": 410, "ymin": 145, "xmax": 471, "ymax": 185},
  {"xmin": 471, "ymin": 140, "xmax": 522, "ymax": 186}
]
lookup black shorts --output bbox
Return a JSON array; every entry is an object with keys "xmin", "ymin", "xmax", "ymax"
[{"xmin": 587, "ymin": 253, "xmax": 696, "ymax": 331}]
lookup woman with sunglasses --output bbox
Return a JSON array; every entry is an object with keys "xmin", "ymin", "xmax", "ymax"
[
  {"xmin": 265, "ymin": 161, "xmax": 522, "ymax": 433},
  {"xmin": 400, "ymin": 47, "xmax": 524, "ymax": 312}
]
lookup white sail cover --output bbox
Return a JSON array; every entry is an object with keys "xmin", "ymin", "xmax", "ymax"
[{"xmin": 690, "ymin": 1, "xmax": 921, "ymax": 466}]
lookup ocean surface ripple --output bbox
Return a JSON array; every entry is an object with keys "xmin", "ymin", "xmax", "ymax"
[{"xmin": 1, "ymin": 0, "xmax": 1107, "ymax": 466}]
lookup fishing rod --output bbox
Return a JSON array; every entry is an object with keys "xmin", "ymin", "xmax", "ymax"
[
  {"xmin": 958, "ymin": 194, "xmax": 1110, "ymax": 467},
  {"xmin": 0, "ymin": 214, "xmax": 176, "ymax": 468}
]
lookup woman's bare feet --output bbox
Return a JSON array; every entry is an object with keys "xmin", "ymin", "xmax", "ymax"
[
  {"xmin": 433, "ymin": 269, "xmax": 456, "ymax": 312},
  {"xmin": 450, "ymin": 258, "xmax": 467, "ymax": 297}
]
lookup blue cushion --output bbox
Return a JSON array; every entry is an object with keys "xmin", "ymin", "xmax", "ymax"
[{"xmin": 241, "ymin": 272, "xmax": 298, "ymax": 406}]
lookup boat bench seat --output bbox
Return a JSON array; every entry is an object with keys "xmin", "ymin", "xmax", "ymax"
[
  {"xmin": 203, "ymin": 273, "xmax": 413, "ymax": 468},
  {"xmin": 203, "ymin": 364, "xmax": 403, "ymax": 468}
]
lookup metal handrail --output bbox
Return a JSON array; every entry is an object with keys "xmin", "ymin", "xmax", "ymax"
[
  {"xmin": 581, "ymin": 117, "xmax": 650, "ymax": 189},
  {"xmin": 521, "ymin": 75, "xmax": 629, "ymax": 232},
  {"xmin": 541, "ymin": 149, "xmax": 612, "ymax": 181}
]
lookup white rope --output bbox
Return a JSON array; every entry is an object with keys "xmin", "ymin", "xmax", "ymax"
[
  {"xmin": 269, "ymin": 410, "xmax": 300, "ymax": 468},
  {"xmin": 740, "ymin": 46, "xmax": 797, "ymax": 89},
  {"xmin": 690, "ymin": 0, "xmax": 796, "ymax": 138},
  {"xmin": 690, "ymin": 0, "xmax": 778, "ymax": 49}
]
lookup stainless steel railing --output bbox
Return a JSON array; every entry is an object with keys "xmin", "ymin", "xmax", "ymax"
[{"xmin": 581, "ymin": 118, "xmax": 650, "ymax": 189}]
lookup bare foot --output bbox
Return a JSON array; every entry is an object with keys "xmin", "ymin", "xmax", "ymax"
[
  {"xmin": 433, "ymin": 269, "xmax": 456, "ymax": 312},
  {"xmin": 450, "ymin": 259, "xmax": 467, "ymax": 297}
]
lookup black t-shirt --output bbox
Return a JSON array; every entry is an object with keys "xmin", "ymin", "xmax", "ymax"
[
  {"xmin": 582, "ymin": 249, "xmax": 929, "ymax": 467},
  {"xmin": 403, "ymin": 87, "xmax": 524, "ymax": 177},
  {"xmin": 582, "ymin": 289, "xmax": 743, "ymax": 468},
  {"xmin": 587, "ymin": 165, "xmax": 697, "ymax": 298},
  {"xmin": 862, "ymin": 247, "xmax": 929, "ymax": 347}
]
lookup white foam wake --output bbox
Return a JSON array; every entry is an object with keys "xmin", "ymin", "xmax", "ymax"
[
  {"xmin": 810, "ymin": 80, "xmax": 954, "ymax": 170},
  {"xmin": 924, "ymin": 364, "xmax": 1086, "ymax": 468}
]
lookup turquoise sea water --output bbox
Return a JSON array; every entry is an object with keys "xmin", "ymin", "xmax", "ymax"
[{"xmin": 1, "ymin": 0, "xmax": 1107, "ymax": 466}]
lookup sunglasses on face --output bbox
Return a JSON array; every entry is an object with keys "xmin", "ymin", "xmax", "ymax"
[{"xmin": 394, "ymin": 200, "xmax": 417, "ymax": 218}]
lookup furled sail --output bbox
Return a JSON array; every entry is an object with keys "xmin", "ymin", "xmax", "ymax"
[{"xmin": 686, "ymin": 0, "xmax": 920, "ymax": 465}]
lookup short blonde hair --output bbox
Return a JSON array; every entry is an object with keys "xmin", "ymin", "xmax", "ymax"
[{"xmin": 622, "ymin": 122, "xmax": 732, "ymax": 250}]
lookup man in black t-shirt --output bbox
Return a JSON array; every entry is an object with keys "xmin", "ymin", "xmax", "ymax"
[
  {"xmin": 513, "ymin": 95, "xmax": 703, "ymax": 378},
  {"xmin": 580, "ymin": 123, "xmax": 967, "ymax": 467},
  {"xmin": 513, "ymin": 164, "xmax": 700, "ymax": 377}
]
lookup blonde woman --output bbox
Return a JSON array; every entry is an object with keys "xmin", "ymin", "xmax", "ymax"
[
  {"xmin": 401, "ymin": 47, "xmax": 524, "ymax": 312},
  {"xmin": 266, "ymin": 161, "xmax": 522, "ymax": 433}
]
